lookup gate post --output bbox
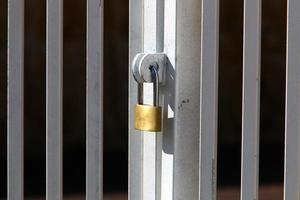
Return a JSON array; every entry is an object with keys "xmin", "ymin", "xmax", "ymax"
[
  {"xmin": 173, "ymin": 0, "xmax": 202, "ymax": 199},
  {"xmin": 129, "ymin": 0, "xmax": 203, "ymax": 199}
]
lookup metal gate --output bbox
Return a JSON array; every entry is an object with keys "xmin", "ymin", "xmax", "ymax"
[
  {"xmin": 3, "ymin": 0, "xmax": 300, "ymax": 199},
  {"xmin": 7, "ymin": 0, "xmax": 103, "ymax": 199}
]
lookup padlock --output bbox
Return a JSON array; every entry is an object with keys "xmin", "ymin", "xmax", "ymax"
[{"xmin": 134, "ymin": 66, "xmax": 162, "ymax": 132}]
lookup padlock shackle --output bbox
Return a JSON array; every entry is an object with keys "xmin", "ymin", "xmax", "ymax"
[
  {"xmin": 150, "ymin": 65, "xmax": 159, "ymax": 106},
  {"xmin": 137, "ymin": 65, "xmax": 159, "ymax": 106},
  {"xmin": 138, "ymin": 83, "xmax": 143, "ymax": 104}
]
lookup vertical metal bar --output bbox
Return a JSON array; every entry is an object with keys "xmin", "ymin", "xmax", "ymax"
[
  {"xmin": 142, "ymin": 1, "xmax": 158, "ymax": 198},
  {"xmin": 284, "ymin": 0, "xmax": 300, "ymax": 199},
  {"xmin": 241, "ymin": 0, "xmax": 261, "ymax": 199},
  {"xmin": 142, "ymin": 0, "xmax": 164, "ymax": 199},
  {"xmin": 129, "ymin": 0, "xmax": 143, "ymax": 198},
  {"xmin": 160, "ymin": 0, "xmax": 176, "ymax": 199},
  {"xmin": 86, "ymin": 0, "xmax": 103, "ymax": 199},
  {"xmin": 199, "ymin": 0, "xmax": 219, "ymax": 198},
  {"xmin": 7, "ymin": 0, "xmax": 24, "ymax": 199},
  {"xmin": 173, "ymin": 0, "xmax": 201, "ymax": 199},
  {"xmin": 46, "ymin": 0, "xmax": 63, "ymax": 199},
  {"xmin": 129, "ymin": 0, "xmax": 164, "ymax": 199}
]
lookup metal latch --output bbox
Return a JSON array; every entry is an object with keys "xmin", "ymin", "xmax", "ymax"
[{"xmin": 132, "ymin": 53, "xmax": 168, "ymax": 84}]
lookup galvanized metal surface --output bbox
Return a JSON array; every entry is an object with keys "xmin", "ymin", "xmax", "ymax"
[
  {"xmin": 46, "ymin": 0, "xmax": 63, "ymax": 199},
  {"xmin": 141, "ymin": 0, "xmax": 164, "ymax": 199},
  {"xmin": 173, "ymin": 0, "xmax": 201, "ymax": 199},
  {"xmin": 199, "ymin": 0, "xmax": 219, "ymax": 199},
  {"xmin": 160, "ymin": 1, "xmax": 176, "ymax": 199},
  {"xmin": 86, "ymin": 0, "xmax": 104, "ymax": 199},
  {"xmin": 128, "ymin": 0, "xmax": 143, "ymax": 198},
  {"xmin": 129, "ymin": 0, "xmax": 168, "ymax": 199},
  {"xmin": 241, "ymin": 0, "xmax": 261, "ymax": 199},
  {"xmin": 284, "ymin": 0, "xmax": 300, "ymax": 199},
  {"xmin": 7, "ymin": 0, "xmax": 24, "ymax": 199}
]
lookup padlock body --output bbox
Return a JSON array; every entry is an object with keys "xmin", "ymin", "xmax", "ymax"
[{"xmin": 134, "ymin": 104, "xmax": 162, "ymax": 132}]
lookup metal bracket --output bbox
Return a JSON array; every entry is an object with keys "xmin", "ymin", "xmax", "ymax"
[{"xmin": 132, "ymin": 53, "xmax": 168, "ymax": 84}]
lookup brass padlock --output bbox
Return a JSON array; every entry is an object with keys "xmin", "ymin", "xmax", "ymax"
[{"xmin": 134, "ymin": 66, "xmax": 162, "ymax": 132}]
